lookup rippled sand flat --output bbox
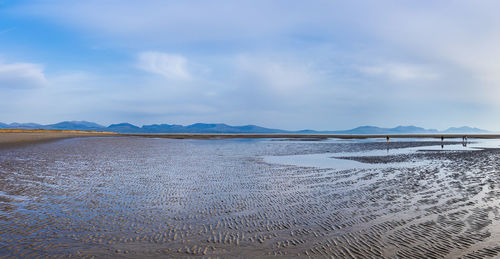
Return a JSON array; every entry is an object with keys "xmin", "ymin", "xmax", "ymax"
[{"xmin": 1, "ymin": 137, "xmax": 500, "ymax": 258}]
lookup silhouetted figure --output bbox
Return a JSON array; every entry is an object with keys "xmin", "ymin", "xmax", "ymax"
[{"xmin": 387, "ymin": 136, "xmax": 390, "ymax": 143}]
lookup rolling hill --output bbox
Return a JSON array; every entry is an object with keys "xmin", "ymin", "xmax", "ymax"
[{"xmin": 0, "ymin": 121, "xmax": 491, "ymax": 134}]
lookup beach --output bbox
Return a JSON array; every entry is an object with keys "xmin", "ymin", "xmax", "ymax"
[{"xmin": 0, "ymin": 135, "xmax": 500, "ymax": 257}]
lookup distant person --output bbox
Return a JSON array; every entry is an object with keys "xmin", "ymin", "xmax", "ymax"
[{"xmin": 386, "ymin": 136, "xmax": 389, "ymax": 143}]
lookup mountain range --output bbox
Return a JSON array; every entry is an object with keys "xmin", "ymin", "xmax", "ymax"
[{"xmin": 0, "ymin": 121, "xmax": 490, "ymax": 134}]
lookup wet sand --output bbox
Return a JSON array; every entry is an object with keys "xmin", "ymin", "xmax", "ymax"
[{"xmin": 1, "ymin": 137, "xmax": 500, "ymax": 258}]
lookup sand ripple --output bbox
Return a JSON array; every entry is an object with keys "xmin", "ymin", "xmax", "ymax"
[{"xmin": 0, "ymin": 137, "xmax": 499, "ymax": 258}]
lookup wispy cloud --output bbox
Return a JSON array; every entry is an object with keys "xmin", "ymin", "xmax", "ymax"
[
  {"xmin": 235, "ymin": 55, "xmax": 317, "ymax": 92},
  {"xmin": 0, "ymin": 61, "xmax": 47, "ymax": 89},
  {"xmin": 358, "ymin": 63, "xmax": 439, "ymax": 81},
  {"xmin": 137, "ymin": 51, "xmax": 191, "ymax": 80}
]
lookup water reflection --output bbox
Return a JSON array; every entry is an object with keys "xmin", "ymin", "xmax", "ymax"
[{"xmin": 266, "ymin": 138, "xmax": 500, "ymax": 170}]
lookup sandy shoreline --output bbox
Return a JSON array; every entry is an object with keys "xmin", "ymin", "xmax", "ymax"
[{"xmin": 0, "ymin": 130, "xmax": 116, "ymax": 148}]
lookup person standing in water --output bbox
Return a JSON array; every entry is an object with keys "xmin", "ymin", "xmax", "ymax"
[{"xmin": 387, "ymin": 136, "xmax": 389, "ymax": 143}]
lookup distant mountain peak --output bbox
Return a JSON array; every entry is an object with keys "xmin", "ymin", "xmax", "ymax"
[
  {"xmin": 108, "ymin": 123, "xmax": 140, "ymax": 129},
  {"xmin": 109, "ymin": 122, "xmax": 138, "ymax": 127},
  {"xmin": 48, "ymin": 121, "xmax": 105, "ymax": 129},
  {"xmin": 443, "ymin": 126, "xmax": 489, "ymax": 134}
]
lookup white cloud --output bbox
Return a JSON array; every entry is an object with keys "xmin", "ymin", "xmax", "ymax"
[
  {"xmin": 137, "ymin": 51, "xmax": 191, "ymax": 80},
  {"xmin": 0, "ymin": 62, "xmax": 47, "ymax": 89},
  {"xmin": 235, "ymin": 55, "xmax": 317, "ymax": 92},
  {"xmin": 359, "ymin": 63, "xmax": 439, "ymax": 81}
]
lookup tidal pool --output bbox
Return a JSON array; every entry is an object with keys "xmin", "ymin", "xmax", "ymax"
[{"xmin": 1, "ymin": 137, "xmax": 500, "ymax": 258}]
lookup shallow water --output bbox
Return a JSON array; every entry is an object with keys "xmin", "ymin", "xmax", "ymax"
[
  {"xmin": 1, "ymin": 137, "xmax": 500, "ymax": 258},
  {"xmin": 264, "ymin": 138, "xmax": 499, "ymax": 170}
]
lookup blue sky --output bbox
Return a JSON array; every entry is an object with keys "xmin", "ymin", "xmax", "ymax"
[{"xmin": 0, "ymin": 0, "xmax": 499, "ymax": 130}]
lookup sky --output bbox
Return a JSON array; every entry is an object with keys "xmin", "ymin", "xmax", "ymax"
[{"xmin": 0, "ymin": 0, "xmax": 499, "ymax": 131}]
